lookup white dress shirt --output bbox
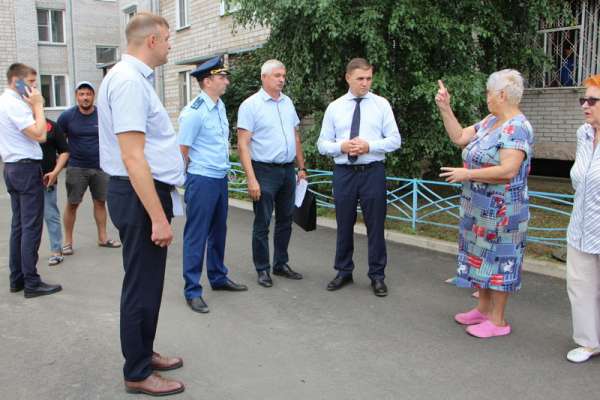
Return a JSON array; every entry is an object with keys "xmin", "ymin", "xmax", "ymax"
[
  {"xmin": 0, "ymin": 89, "xmax": 41, "ymax": 162},
  {"xmin": 97, "ymin": 54, "xmax": 185, "ymax": 187},
  {"xmin": 317, "ymin": 91, "xmax": 401, "ymax": 164}
]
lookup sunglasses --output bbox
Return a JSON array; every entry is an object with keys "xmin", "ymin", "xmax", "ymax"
[{"xmin": 579, "ymin": 97, "xmax": 600, "ymax": 106}]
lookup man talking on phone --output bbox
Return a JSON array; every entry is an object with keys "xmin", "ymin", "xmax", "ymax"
[{"xmin": 0, "ymin": 63, "xmax": 63, "ymax": 297}]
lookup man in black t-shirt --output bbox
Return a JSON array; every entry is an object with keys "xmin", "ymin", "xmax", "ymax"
[{"xmin": 41, "ymin": 119, "xmax": 69, "ymax": 265}]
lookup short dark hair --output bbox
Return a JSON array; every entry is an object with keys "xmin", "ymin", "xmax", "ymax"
[
  {"xmin": 6, "ymin": 63, "xmax": 37, "ymax": 84},
  {"xmin": 196, "ymin": 75, "xmax": 213, "ymax": 89},
  {"xmin": 346, "ymin": 58, "xmax": 372, "ymax": 74}
]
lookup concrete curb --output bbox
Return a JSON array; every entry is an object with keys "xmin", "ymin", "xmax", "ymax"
[{"xmin": 229, "ymin": 198, "xmax": 567, "ymax": 280}]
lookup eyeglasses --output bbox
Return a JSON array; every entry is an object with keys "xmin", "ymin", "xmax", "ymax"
[{"xmin": 579, "ymin": 97, "xmax": 600, "ymax": 106}]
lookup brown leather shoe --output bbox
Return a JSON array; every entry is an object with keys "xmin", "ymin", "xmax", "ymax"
[
  {"xmin": 124, "ymin": 372, "xmax": 185, "ymax": 396},
  {"xmin": 151, "ymin": 352, "xmax": 183, "ymax": 371}
]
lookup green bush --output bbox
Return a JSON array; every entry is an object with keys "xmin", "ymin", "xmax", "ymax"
[{"xmin": 226, "ymin": 0, "xmax": 568, "ymax": 177}]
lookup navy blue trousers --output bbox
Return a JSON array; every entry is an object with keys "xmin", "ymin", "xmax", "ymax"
[
  {"xmin": 251, "ymin": 162, "xmax": 295, "ymax": 272},
  {"xmin": 182, "ymin": 174, "xmax": 229, "ymax": 299},
  {"xmin": 3, "ymin": 162, "xmax": 43, "ymax": 289},
  {"xmin": 333, "ymin": 162, "xmax": 387, "ymax": 280},
  {"xmin": 107, "ymin": 178, "xmax": 173, "ymax": 382}
]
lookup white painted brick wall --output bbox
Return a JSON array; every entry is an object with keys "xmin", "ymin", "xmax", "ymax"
[{"xmin": 521, "ymin": 88, "xmax": 584, "ymax": 160}]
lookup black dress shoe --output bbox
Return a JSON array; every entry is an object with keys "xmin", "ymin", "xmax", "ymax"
[
  {"xmin": 212, "ymin": 279, "xmax": 248, "ymax": 292},
  {"xmin": 24, "ymin": 282, "xmax": 62, "ymax": 298},
  {"xmin": 371, "ymin": 279, "xmax": 388, "ymax": 297},
  {"xmin": 272, "ymin": 264, "xmax": 303, "ymax": 280},
  {"xmin": 186, "ymin": 296, "xmax": 209, "ymax": 313},
  {"xmin": 10, "ymin": 283, "xmax": 24, "ymax": 293},
  {"xmin": 257, "ymin": 270, "xmax": 273, "ymax": 288},
  {"xmin": 326, "ymin": 274, "xmax": 353, "ymax": 291}
]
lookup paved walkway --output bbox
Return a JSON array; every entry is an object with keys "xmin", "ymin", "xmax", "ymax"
[{"xmin": 0, "ymin": 174, "xmax": 599, "ymax": 400}]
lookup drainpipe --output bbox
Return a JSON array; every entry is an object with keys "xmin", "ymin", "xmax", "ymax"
[
  {"xmin": 68, "ymin": 0, "xmax": 77, "ymax": 93},
  {"xmin": 151, "ymin": 0, "xmax": 166, "ymax": 102}
]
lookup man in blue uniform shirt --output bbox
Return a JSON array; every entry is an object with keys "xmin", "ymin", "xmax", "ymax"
[
  {"xmin": 97, "ymin": 13, "xmax": 185, "ymax": 396},
  {"xmin": 317, "ymin": 58, "xmax": 401, "ymax": 297},
  {"xmin": 178, "ymin": 56, "xmax": 248, "ymax": 314}
]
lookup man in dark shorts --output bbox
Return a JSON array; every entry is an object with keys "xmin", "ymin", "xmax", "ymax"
[{"xmin": 57, "ymin": 81, "xmax": 120, "ymax": 255}]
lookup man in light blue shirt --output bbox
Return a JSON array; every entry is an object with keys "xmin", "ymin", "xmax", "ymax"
[
  {"xmin": 178, "ymin": 56, "xmax": 247, "ymax": 315},
  {"xmin": 97, "ymin": 12, "xmax": 185, "ymax": 396},
  {"xmin": 237, "ymin": 59, "xmax": 307, "ymax": 288},
  {"xmin": 317, "ymin": 58, "xmax": 401, "ymax": 297}
]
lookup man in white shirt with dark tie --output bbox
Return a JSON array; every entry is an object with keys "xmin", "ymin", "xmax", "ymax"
[{"xmin": 317, "ymin": 58, "xmax": 401, "ymax": 297}]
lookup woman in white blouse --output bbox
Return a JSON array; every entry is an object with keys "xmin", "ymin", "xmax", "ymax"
[{"xmin": 566, "ymin": 74, "xmax": 600, "ymax": 363}]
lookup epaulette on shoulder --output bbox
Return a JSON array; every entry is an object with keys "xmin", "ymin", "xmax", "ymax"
[{"xmin": 190, "ymin": 97, "xmax": 204, "ymax": 110}]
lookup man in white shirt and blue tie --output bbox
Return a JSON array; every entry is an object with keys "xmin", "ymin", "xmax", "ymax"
[{"xmin": 317, "ymin": 58, "xmax": 401, "ymax": 297}]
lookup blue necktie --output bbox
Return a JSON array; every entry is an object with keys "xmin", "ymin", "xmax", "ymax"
[{"xmin": 348, "ymin": 97, "xmax": 363, "ymax": 163}]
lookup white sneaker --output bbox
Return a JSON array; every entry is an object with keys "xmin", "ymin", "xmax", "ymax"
[{"xmin": 566, "ymin": 347, "xmax": 600, "ymax": 363}]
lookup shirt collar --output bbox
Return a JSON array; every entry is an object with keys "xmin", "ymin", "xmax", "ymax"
[
  {"xmin": 3, "ymin": 88, "xmax": 29, "ymax": 106},
  {"xmin": 259, "ymin": 87, "xmax": 286, "ymax": 103},
  {"xmin": 583, "ymin": 123, "xmax": 595, "ymax": 141},
  {"xmin": 344, "ymin": 91, "xmax": 372, "ymax": 101},
  {"xmin": 4, "ymin": 88, "xmax": 23, "ymax": 100},
  {"xmin": 122, "ymin": 54, "xmax": 155, "ymax": 81},
  {"xmin": 199, "ymin": 90, "xmax": 218, "ymax": 110}
]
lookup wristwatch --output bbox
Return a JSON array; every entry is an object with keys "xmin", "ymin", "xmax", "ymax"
[{"xmin": 298, "ymin": 167, "xmax": 307, "ymax": 172}]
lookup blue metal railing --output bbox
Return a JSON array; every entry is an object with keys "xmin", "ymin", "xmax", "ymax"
[{"xmin": 228, "ymin": 163, "xmax": 574, "ymax": 248}]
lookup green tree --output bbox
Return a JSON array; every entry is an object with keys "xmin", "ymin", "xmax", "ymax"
[{"xmin": 228, "ymin": 0, "xmax": 568, "ymax": 177}]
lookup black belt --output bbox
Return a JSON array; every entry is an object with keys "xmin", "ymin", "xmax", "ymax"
[
  {"xmin": 6, "ymin": 158, "xmax": 41, "ymax": 164},
  {"xmin": 252, "ymin": 161, "xmax": 294, "ymax": 168},
  {"xmin": 336, "ymin": 161, "xmax": 383, "ymax": 171},
  {"xmin": 110, "ymin": 176, "xmax": 174, "ymax": 192}
]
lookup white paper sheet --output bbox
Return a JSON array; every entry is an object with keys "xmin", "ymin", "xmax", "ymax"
[
  {"xmin": 171, "ymin": 188, "xmax": 184, "ymax": 217},
  {"xmin": 295, "ymin": 179, "xmax": 308, "ymax": 208}
]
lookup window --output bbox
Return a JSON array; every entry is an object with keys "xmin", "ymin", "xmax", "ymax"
[
  {"xmin": 41, "ymin": 75, "xmax": 69, "ymax": 108},
  {"xmin": 179, "ymin": 71, "xmax": 192, "ymax": 109},
  {"xmin": 531, "ymin": 0, "xmax": 600, "ymax": 87},
  {"xmin": 176, "ymin": 0, "xmax": 189, "ymax": 29},
  {"xmin": 123, "ymin": 5, "xmax": 137, "ymax": 24},
  {"xmin": 37, "ymin": 9, "xmax": 65, "ymax": 43},
  {"xmin": 219, "ymin": 0, "xmax": 240, "ymax": 16},
  {"xmin": 96, "ymin": 46, "xmax": 119, "ymax": 65}
]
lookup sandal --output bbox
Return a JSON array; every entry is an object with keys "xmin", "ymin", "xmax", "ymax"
[
  {"xmin": 48, "ymin": 255, "xmax": 64, "ymax": 266},
  {"xmin": 98, "ymin": 239, "xmax": 121, "ymax": 248},
  {"xmin": 62, "ymin": 243, "xmax": 74, "ymax": 256}
]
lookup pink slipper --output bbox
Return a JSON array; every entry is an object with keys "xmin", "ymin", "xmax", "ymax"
[
  {"xmin": 454, "ymin": 309, "xmax": 488, "ymax": 325},
  {"xmin": 466, "ymin": 320, "xmax": 511, "ymax": 338}
]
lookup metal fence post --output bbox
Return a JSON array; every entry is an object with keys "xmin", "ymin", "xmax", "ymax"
[{"xmin": 411, "ymin": 179, "xmax": 417, "ymax": 231}]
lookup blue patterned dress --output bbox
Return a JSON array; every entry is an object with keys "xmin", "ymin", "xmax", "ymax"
[{"xmin": 455, "ymin": 114, "xmax": 534, "ymax": 292}]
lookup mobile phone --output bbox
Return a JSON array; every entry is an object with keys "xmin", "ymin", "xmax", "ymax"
[{"xmin": 15, "ymin": 79, "xmax": 29, "ymax": 97}]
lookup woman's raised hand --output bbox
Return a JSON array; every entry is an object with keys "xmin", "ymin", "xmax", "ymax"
[{"xmin": 435, "ymin": 80, "xmax": 451, "ymax": 112}]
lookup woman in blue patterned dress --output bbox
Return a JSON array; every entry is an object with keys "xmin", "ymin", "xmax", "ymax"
[{"xmin": 435, "ymin": 70, "xmax": 534, "ymax": 338}]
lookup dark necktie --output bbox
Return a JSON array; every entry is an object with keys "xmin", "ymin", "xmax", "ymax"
[{"xmin": 348, "ymin": 97, "xmax": 363, "ymax": 163}]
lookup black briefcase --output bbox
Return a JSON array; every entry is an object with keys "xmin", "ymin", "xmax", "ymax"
[{"xmin": 293, "ymin": 189, "xmax": 317, "ymax": 231}]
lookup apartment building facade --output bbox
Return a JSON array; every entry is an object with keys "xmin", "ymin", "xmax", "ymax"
[
  {"xmin": 0, "ymin": 0, "xmax": 121, "ymax": 120},
  {"xmin": 117, "ymin": 0, "xmax": 268, "ymax": 126},
  {"xmin": 112, "ymin": 0, "xmax": 598, "ymax": 165}
]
